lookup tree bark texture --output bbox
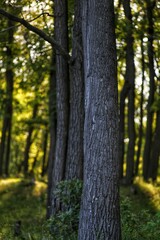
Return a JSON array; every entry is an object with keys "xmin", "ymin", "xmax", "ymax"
[
  {"xmin": 78, "ymin": 1, "xmax": 121, "ymax": 239},
  {"xmin": 123, "ymin": 0, "xmax": 136, "ymax": 185},
  {"xmin": 51, "ymin": 0, "xmax": 69, "ymax": 214},
  {"xmin": 65, "ymin": 0, "xmax": 84, "ymax": 180},
  {"xmin": 143, "ymin": 0, "xmax": 155, "ymax": 180}
]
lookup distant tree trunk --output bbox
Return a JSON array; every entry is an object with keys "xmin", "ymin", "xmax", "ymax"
[
  {"xmin": 41, "ymin": 128, "xmax": 48, "ymax": 177},
  {"xmin": 51, "ymin": 0, "xmax": 69, "ymax": 215},
  {"xmin": 46, "ymin": 54, "xmax": 56, "ymax": 219},
  {"xmin": 23, "ymin": 103, "xmax": 38, "ymax": 175},
  {"xmin": 65, "ymin": 0, "xmax": 84, "ymax": 180},
  {"xmin": 0, "ymin": 117, "xmax": 8, "ymax": 176},
  {"xmin": 149, "ymin": 110, "xmax": 160, "ymax": 181},
  {"xmin": 123, "ymin": 0, "xmax": 135, "ymax": 185},
  {"xmin": 119, "ymin": 81, "xmax": 129, "ymax": 179},
  {"xmin": 135, "ymin": 37, "xmax": 145, "ymax": 176},
  {"xmin": 143, "ymin": 0, "xmax": 155, "ymax": 181},
  {"xmin": 0, "ymin": 20, "xmax": 14, "ymax": 176},
  {"xmin": 78, "ymin": 1, "xmax": 121, "ymax": 239}
]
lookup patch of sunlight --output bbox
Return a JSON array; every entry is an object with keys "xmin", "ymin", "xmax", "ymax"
[
  {"xmin": 0, "ymin": 178, "xmax": 21, "ymax": 191},
  {"xmin": 32, "ymin": 181, "xmax": 47, "ymax": 197},
  {"xmin": 136, "ymin": 178, "xmax": 160, "ymax": 211}
]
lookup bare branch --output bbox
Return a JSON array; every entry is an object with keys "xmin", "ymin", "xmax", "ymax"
[{"xmin": 0, "ymin": 8, "xmax": 71, "ymax": 62}]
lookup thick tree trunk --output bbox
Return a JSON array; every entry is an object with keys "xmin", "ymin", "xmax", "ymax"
[
  {"xmin": 78, "ymin": 1, "xmax": 121, "ymax": 239},
  {"xmin": 51, "ymin": 0, "xmax": 69, "ymax": 214},
  {"xmin": 65, "ymin": 0, "xmax": 84, "ymax": 180},
  {"xmin": 143, "ymin": 0, "xmax": 155, "ymax": 181},
  {"xmin": 123, "ymin": 0, "xmax": 136, "ymax": 185}
]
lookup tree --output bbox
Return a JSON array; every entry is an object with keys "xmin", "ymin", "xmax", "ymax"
[
  {"xmin": 50, "ymin": 0, "xmax": 69, "ymax": 214},
  {"xmin": 143, "ymin": 0, "xmax": 156, "ymax": 181},
  {"xmin": 0, "ymin": 19, "xmax": 14, "ymax": 176},
  {"xmin": 65, "ymin": 0, "xmax": 84, "ymax": 180},
  {"xmin": 78, "ymin": 0, "xmax": 121, "ymax": 239},
  {"xmin": 122, "ymin": 0, "xmax": 136, "ymax": 184}
]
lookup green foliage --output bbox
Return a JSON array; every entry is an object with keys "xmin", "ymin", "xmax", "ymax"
[
  {"xmin": 121, "ymin": 197, "xmax": 160, "ymax": 240},
  {"xmin": 151, "ymin": 94, "xmax": 160, "ymax": 112},
  {"xmin": 44, "ymin": 179, "xmax": 83, "ymax": 240}
]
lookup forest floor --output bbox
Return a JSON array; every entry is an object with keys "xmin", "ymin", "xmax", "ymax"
[{"xmin": 0, "ymin": 177, "xmax": 160, "ymax": 239}]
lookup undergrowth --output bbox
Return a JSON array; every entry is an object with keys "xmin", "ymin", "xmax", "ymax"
[{"xmin": 0, "ymin": 178, "xmax": 160, "ymax": 239}]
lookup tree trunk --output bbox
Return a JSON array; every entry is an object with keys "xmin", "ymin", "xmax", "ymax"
[
  {"xmin": 149, "ymin": 110, "xmax": 160, "ymax": 181},
  {"xmin": 78, "ymin": 1, "xmax": 121, "ymax": 239},
  {"xmin": 23, "ymin": 103, "xmax": 38, "ymax": 175},
  {"xmin": 135, "ymin": 37, "xmax": 145, "ymax": 176},
  {"xmin": 65, "ymin": 0, "xmax": 84, "ymax": 180},
  {"xmin": 119, "ymin": 81, "xmax": 130, "ymax": 179},
  {"xmin": 46, "ymin": 54, "xmax": 56, "ymax": 219},
  {"xmin": 0, "ymin": 19, "xmax": 14, "ymax": 176},
  {"xmin": 123, "ymin": 0, "xmax": 136, "ymax": 185},
  {"xmin": 143, "ymin": 0, "xmax": 155, "ymax": 181},
  {"xmin": 51, "ymin": 0, "xmax": 69, "ymax": 214}
]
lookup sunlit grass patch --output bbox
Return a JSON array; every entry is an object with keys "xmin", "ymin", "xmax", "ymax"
[
  {"xmin": 135, "ymin": 178, "xmax": 160, "ymax": 211},
  {"xmin": 0, "ymin": 178, "xmax": 47, "ymax": 239}
]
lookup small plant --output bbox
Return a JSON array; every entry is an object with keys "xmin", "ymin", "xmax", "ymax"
[{"xmin": 44, "ymin": 179, "xmax": 83, "ymax": 240}]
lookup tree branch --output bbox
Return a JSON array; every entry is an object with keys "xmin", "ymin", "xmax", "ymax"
[{"xmin": 0, "ymin": 8, "xmax": 71, "ymax": 62}]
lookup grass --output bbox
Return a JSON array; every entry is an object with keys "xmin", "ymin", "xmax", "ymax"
[
  {"xmin": 0, "ymin": 177, "xmax": 160, "ymax": 239},
  {"xmin": 0, "ymin": 178, "xmax": 47, "ymax": 239}
]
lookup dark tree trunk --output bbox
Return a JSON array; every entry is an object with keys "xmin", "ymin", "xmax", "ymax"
[
  {"xmin": 123, "ymin": 0, "xmax": 136, "ymax": 185},
  {"xmin": 0, "ymin": 117, "xmax": 8, "ymax": 175},
  {"xmin": 23, "ymin": 103, "xmax": 38, "ymax": 175},
  {"xmin": 65, "ymin": 0, "xmax": 84, "ymax": 180},
  {"xmin": 0, "ymin": 20, "xmax": 14, "ymax": 176},
  {"xmin": 46, "ymin": 54, "xmax": 56, "ymax": 219},
  {"xmin": 78, "ymin": 1, "xmax": 121, "ymax": 239},
  {"xmin": 143, "ymin": 0, "xmax": 155, "ymax": 181},
  {"xmin": 51, "ymin": 0, "xmax": 69, "ymax": 215},
  {"xmin": 135, "ymin": 37, "xmax": 145, "ymax": 176},
  {"xmin": 149, "ymin": 110, "xmax": 160, "ymax": 181}
]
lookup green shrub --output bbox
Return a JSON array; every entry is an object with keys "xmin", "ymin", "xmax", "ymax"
[
  {"xmin": 43, "ymin": 179, "xmax": 83, "ymax": 240},
  {"xmin": 121, "ymin": 197, "xmax": 160, "ymax": 240}
]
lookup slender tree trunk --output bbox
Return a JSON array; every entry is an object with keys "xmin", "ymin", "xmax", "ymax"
[
  {"xmin": 65, "ymin": 0, "xmax": 84, "ymax": 180},
  {"xmin": 143, "ymin": 0, "xmax": 155, "ymax": 181},
  {"xmin": 0, "ymin": 19, "xmax": 14, "ymax": 176},
  {"xmin": 119, "ymin": 81, "xmax": 130, "ymax": 179},
  {"xmin": 23, "ymin": 103, "xmax": 38, "ymax": 175},
  {"xmin": 135, "ymin": 37, "xmax": 145, "ymax": 176},
  {"xmin": 78, "ymin": 1, "xmax": 121, "ymax": 239},
  {"xmin": 46, "ymin": 54, "xmax": 56, "ymax": 219},
  {"xmin": 149, "ymin": 110, "xmax": 160, "ymax": 181},
  {"xmin": 123, "ymin": 0, "xmax": 136, "ymax": 185},
  {"xmin": 0, "ymin": 118, "xmax": 8, "ymax": 175},
  {"xmin": 51, "ymin": 0, "xmax": 69, "ymax": 215}
]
